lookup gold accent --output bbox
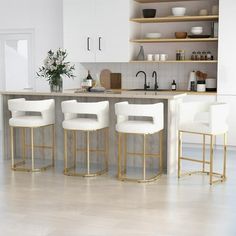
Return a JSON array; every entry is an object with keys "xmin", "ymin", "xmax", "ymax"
[
  {"xmin": 178, "ymin": 131, "xmax": 227, "ymax": 185},
  {"xmin": 117, "ymin": 131, "xmax": 163, "ymax": 183},
  {"xmin": 10, "ymin": 125, "xmax": 55, "ymax": 172},
  {"xmin": 63, "ymin": 127, "xmax": 109, "ymax": 177}
]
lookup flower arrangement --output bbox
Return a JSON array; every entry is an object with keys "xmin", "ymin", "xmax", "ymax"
[{"xmin": 37, "ymin": 49, "xmax": 75, "ymax": 92}]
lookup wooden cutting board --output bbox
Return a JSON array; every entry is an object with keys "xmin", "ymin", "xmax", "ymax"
[
  {"xmin": 110, "ymin": 73, "xmax": 122, "ymax": 89},
  {"xmin": 100, "ymin": 69, "xmax": 111, "ymax": 89}
]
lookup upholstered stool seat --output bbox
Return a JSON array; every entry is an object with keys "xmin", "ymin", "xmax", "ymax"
[
  {"xmin": 8, "ymin": 98, "xmax": 55, "ymax": 172},
  {"xmin": 178, "ymin": 102, "xmax": 229, "ymax": 185},
  {"xmin": 61, "ymin": 100, "xmax": 109, "ymax": 177},
  {"xmin": 115, "ymin": 102, "xmax": 164, "ymax": 183}
]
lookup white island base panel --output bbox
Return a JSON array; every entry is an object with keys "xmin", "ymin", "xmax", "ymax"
[{"xmin": 1, "ymin": 90, "xmax": 185, "ymax": 175}]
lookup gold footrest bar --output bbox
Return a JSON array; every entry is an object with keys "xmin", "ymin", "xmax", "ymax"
[
  {"xmin": 25, "ymin": 145, "xmax": 53, "ymax": 149},
  {"xmin": 180, "ymin": 156, "xmax": 210, "ymax": 164},
  {"xmin": 118, "ymin": 172, "xmax": 162, "ymax": 183},
  {"xmin": 76, "ymin": 148, "xmax": 106, "ymax": 153},
  {"xmin": 64, "ymin": 168, "xmax": 108, "ymax": 177},
  {"xmin": 13, "ymin": 160, "xmax": 26, "ymax": 168},
  {"xmin": 127, "ymin": 152, "xmax": 160, "ymax": 158},
  {"xmin": 179, "ymin": 170, "xmax": 224, "ymax": 178},
  {"xmin": 12, "ymin": 164, "xmax": 54, "ymax": 172}
]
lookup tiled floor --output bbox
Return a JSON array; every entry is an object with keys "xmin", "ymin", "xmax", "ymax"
[{"xmin": 0, "ymin": 147, "xmax": 236, "ymax": 236}]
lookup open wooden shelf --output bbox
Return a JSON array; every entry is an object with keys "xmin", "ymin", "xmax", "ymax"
[
  {"xmin": 130, "ymin": 15, "xmax": 219, "ymax": 23},
  {"xmin": 130, "ymin": 60, "xmax": 218, "ymax": 63},
  {"xmin": 130, "ymin": 38, "xmax": 218, "ymax": 43},
  {"xmin": 135, "ymin": 0, "xmax": 197, "ymax": 3}
]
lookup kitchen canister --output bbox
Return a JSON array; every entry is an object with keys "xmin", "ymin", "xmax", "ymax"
[{"xmin": 197, "ymin": 81, "xmax": 206, "ymax": 92}]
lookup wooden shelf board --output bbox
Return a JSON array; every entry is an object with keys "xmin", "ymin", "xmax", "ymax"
[
  {"xmin": 130, "ymin": 60, "xmax": 218, "ymax": 63},
  {"xmin": 135, "ymin": 0, "xmax": 197, "ymax": 3},
  {"xmin": 130, "ymin": 38, "xmax": 218, "ymax": 43},
  {"xmin": 130, "ymin": 15, "xmax": 219, "ymax": 23}
]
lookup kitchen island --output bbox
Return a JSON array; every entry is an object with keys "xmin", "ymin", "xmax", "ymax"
[{"xmin": 0, "ymin": 90, "xmax": 186, "ymax": 175}]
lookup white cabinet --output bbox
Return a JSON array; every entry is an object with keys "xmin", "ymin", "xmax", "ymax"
[
  {"xmin": 182, "ymin": 95, "xmax": 217, "ymax": 145},
  {"xmin": 63, "ymin": 0, "xmax": 130, "ymax": 63}
]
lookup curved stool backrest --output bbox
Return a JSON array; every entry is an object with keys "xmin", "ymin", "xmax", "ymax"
[
  {"xmin": 115, "ymin": 102, "xmax": 164, "ymax": 130},
  {"xmin": 61, "ymin": 100, "xmax": 109, "ymax": 127},
  {"xmin": 8, "ymin": 98, "xmax": 55, "ymax": 125}
]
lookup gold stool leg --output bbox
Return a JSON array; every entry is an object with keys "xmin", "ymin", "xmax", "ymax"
[
  {"xmin": 202, "ymin": 134, "xmax": 206, "ymax": 172},
  {"xmin": 86, "ymin": 131, "xmax": 90, "ymax": 175},
  {"xmin": 73, "ymin": 130, "xmax": 77, "ymax": 169},
  {"xmin": 124, "ymin": 133, "xmax": 127, "ymax": 175},
  {"xmin": 159, "ymin": 130, "xmax": 163, "ymax": 173},
  {"xmin": 210, "ymin": 135, "xmax": 214, "ymax": 185},
  {"xmin": 178, "ymin": 131, "xmax": 182, "ymax": 178},
  {"xmin": 223, "ymin": 133, "xmax": 227, "ymax": 179},
  {"xmin": 31, "ymin": 128, "xmax": 34, "ymax": 171},
  {"xmin": 64, "ymin": 130, "xmax": 68, "ymax": 173},
  {"xmin": 105, "ymin": 128, "xmax": 109, "ymax": 171},
  {"xmin": 143, "ymin": 134, "xmax": 146, "ymax": 181},
  {"xmin": 10, "ymin": 127, "xmax": 14, "ymax": 169},
  {"xmin": 52, "ymin": 125, "xmax": 55, "ymax": 167},
  {"xmin": 118, "ymin": 133, "xmax": 122, "ymax": 179},
  {"xmin": 22, "ymin": 128, "xmax": 26, "ymax": 162}
]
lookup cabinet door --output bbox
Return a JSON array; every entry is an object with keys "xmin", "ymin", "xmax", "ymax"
[
  {"xmin": 94, "ymin": 0, "xmax": 130, "ymax": 62},
  {"xmin": 63, "ymin": 0, "xmax": 96, "ymax": 62}
]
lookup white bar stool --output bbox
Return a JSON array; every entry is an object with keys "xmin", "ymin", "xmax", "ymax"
[
  {"xmin": 61, "ymin": 100, "xmax": 109, "ymax": 177},
  {"xmin": 115, "ymin": 102, "xmax": 164, "ymax": 183},
  {"xmin": 178, "ymin": 102, "xmax": 229, "ymax": 185},
  {"xmin": 8, "ymin": 98, "xmax": 55, "ymax": 172}
]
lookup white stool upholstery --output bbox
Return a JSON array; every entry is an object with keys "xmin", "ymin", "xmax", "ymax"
[
  {"xmin": 8, "ymin": 98, "xmax": 55, "ymax": 172},
  {"xmin": 61, "ymin": 100, "xmax": 109, "ymax": 177},
  {"xmin": 115, "ymin": 102, "xmax": 164, "ymax": 183},
  {"xmin": 178, "ymin": 101, "xmax": 229, "ymax": 184}
]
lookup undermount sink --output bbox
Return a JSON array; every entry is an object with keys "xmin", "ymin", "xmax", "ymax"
[{"xmin": 129, "ymin": 89, "xmax": 171, "ymax": 92}]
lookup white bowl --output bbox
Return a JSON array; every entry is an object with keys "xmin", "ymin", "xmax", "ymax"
[
  {"xmin": 191, "ymin": 26, "xmax": 203, "ymax": 35},
  {"xmin": 172, "ymin": 7, "xmax": 186, "ymax": 16},
  {"xmin": 145, "ymin": 33, "xmax": 162, "ymax": 39}
]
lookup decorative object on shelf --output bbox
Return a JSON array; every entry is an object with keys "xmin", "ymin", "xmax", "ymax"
[
  {"xmin": 211, "ymin": 22, "xmax": 218, "ymax": 38},
  {"xmin": 188, "ymin": 71, "xmax": 196, "ymax": 90},
  {"xmin": 211, "ymin": 5, "xmax": 219, "ymax": 15},
  {"xmin": 205, "ymin": 78, "xmax": 217, "ymax": 91},
  {"xmin": 160, "ymin": 54, "xmax": 168, "ymax": 61},
  {"xmin": 136, "ymin": 45, "xmax": 145, "ymax": 60},
  {"xmin": 191, "ymin": 26, "xmax": 203, "ymax": 35},
  {"xmin": 145, "ymin": 32, "xmax": 162, "ymax": 39},
  {"xmin": 175, "ymin": 32, "xmax": 187, "ymax": 39},
  {"xmin": 154, "ymin": 54, "xmax": 160, "ymax": 61},
  {"xmin": 172, "ymin": 7, "xmax": 186, "ymax": 16},
  {"xmin": 37, "ymin": 49, "xmax": 75, "ymax": 92},
  {"xmin": 188, "ymin": 35, "xmax": 210, "ymax": 38},
  {"xmin": 143, "ymin": 9, "xmax": 156, "ymax": 18},
  {"xmin": 199, "ymin": 9, "xmax": 208, "ymax": 16},
  {"xmin": 147, "ymin": 54, "xmax": 153, "ymax": 61},
  {"xmin": 176, "ymin": 50, "xmax": 185, "ymax": 61},
  {"xmin": 171, "ymin": 80, "xmax": 177, "ymax": 91}
]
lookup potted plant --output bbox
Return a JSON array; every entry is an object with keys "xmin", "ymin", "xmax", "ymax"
[{"xmin": 37, "ymin": 49, "xmax": 75, "ymax": 92}]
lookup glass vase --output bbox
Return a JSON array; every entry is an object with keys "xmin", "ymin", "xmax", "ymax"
[{"xmin": 50, "ymin": 76, "xmax": 63, "ymax": 92}]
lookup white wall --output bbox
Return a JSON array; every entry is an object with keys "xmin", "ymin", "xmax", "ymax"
[
  {"xmin": 218, "ymin": 0, "xmax": 236, "ymax": 95},
  {"xmin": 0, "ymin": 0, "xmax": 63, "ymax": 91}
]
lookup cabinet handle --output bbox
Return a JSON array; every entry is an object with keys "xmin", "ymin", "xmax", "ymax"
[
  {"xmin": 87, "ymin": 37, "xmax": 90, "ymax": 51},
  {"xmin": 99, "ymin": 37, "xmax": 102, "ymax": 51}
]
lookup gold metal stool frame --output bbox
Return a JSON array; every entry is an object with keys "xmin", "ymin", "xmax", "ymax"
[
  {"xmin": 178, "ymin": 131, "xmax": 227, "ymax": 185},
  {"xmin": 10, "ymin": 124, "xmax": 55, "ymax": 172},
  {"xmin": 64, "ymin": 127, "xmax": 109, "ymax": 177},
  {"xmin": 117, "ymin": 130, "xmax": 163, "ymax": 183}
]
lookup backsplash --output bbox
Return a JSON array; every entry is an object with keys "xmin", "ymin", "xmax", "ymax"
[{"xmin": 71, "ymin": 62, "xmax": 217, "ymax": 91}]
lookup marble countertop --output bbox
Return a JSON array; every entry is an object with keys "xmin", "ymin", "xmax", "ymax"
[{"xmin": 0, "ymin": 89, "xmax": 187, "ymax": 100}]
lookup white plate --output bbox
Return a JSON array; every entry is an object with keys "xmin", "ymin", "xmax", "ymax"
[{"xmin": 145, "ymin": 33, "xmax": 162, "ymax": 39}]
